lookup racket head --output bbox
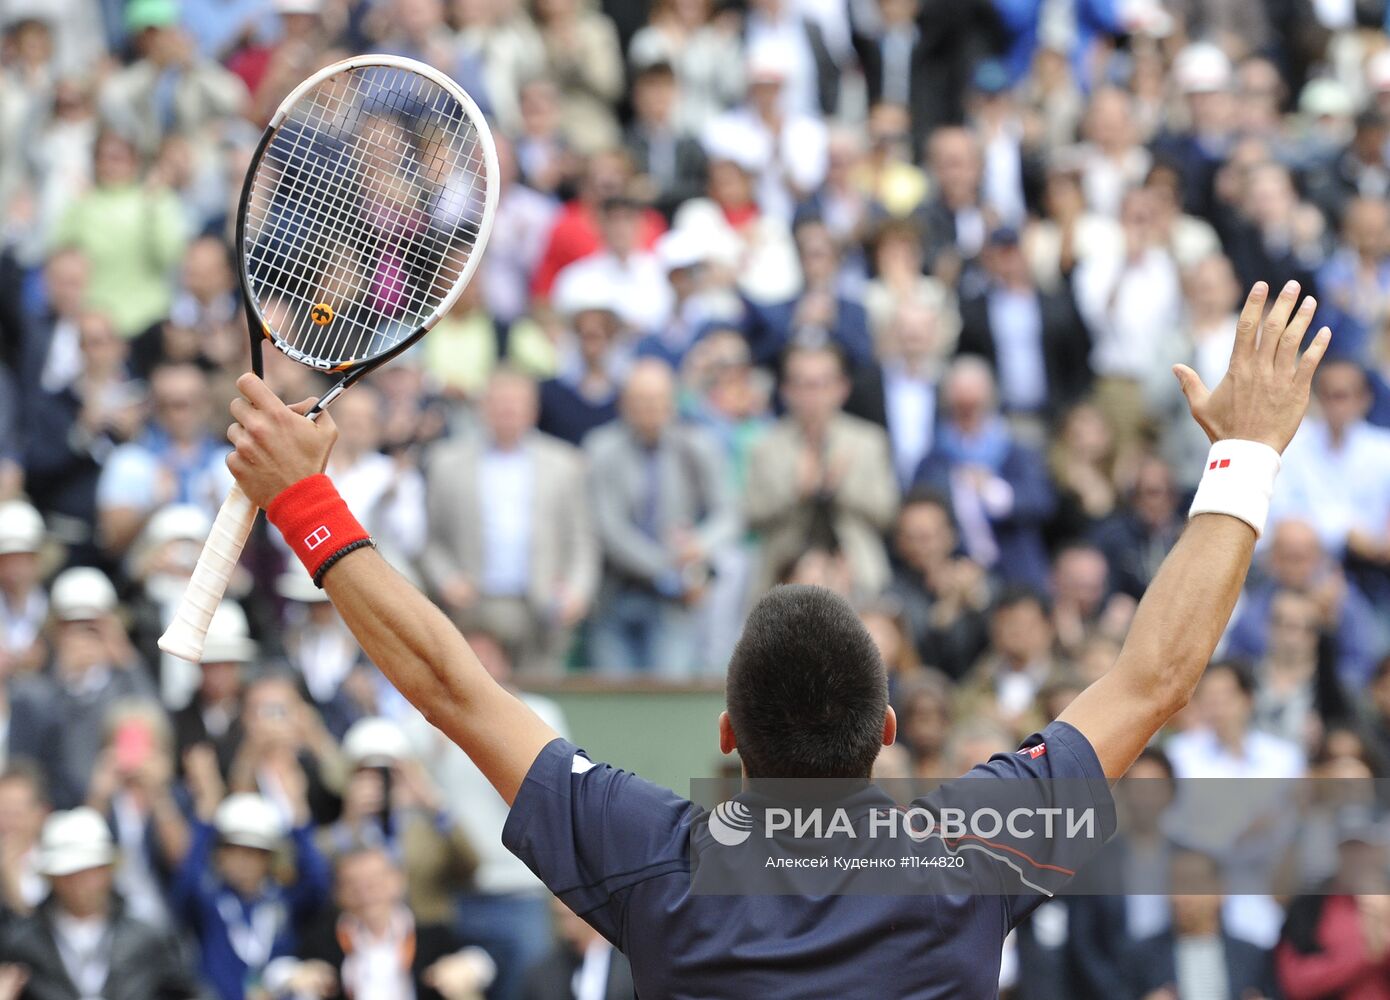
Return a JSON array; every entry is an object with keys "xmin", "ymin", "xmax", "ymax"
[{"xmin": 234, "ymin": 54, "xmax": 499, "ymax": 381}]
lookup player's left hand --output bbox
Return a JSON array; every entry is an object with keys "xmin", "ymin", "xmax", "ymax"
[
  {"xmin": 226, "ymin": 373, "xmax": 338, "ymax": 508},
  {"xmin": 1173, "ymin": 280, "xmax": 1330, "ymax": 454}
]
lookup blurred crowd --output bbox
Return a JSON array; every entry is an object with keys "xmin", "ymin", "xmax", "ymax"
[{"xmin": 5, "ymin": 0, "xmax": 1390, "ymax": 997}]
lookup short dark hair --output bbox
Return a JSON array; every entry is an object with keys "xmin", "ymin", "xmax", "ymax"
[
  {"xmin": 726, "ymin": 585, "xmax": 888, "ymax": 779},
  {"xmin": 1204, "ymin": 659, "xmax": 1256, "ymax": 700}
]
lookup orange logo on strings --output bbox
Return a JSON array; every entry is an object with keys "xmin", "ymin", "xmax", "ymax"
[{"xmin": 311, "ymin": 304, "xmax": 334, "ymax": 325}]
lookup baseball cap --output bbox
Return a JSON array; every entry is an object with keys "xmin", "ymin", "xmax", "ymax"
[
  {"xmin": 342, "ymin": 717, "xmax": 412, "ymax": 768},
  {"xmin": 125, "ymin": 0, "xmax": 180, "ymax": 32},
  {"xmin": 276, "ymin": 570, "xmax": 330, "ymax": 604},
  {"xmin": 746, "ymin": 38, "xmax": 795, "ymax": 84},
  {"xmin": 141, "ymin": 504, "xmax": 212, "ymax": 549},
  {"xmin": 700, "ymin": 117, "xmax": 771, "ymax": 174},
  {"xmin": 656, "ymin": 228, "xmax": 710, "ymax": 273},
  {"xmin": 1368, "ymin": 50, "xmax": 1390, "ymax": 93},
  {"xmin": 39, "ymin": 808, "xmax": 116, "ymax": 876},
  {"xmin": 0, "ymin": 500, "xmax": 43, "ymax": 555},
  {"xmin": 49, "ymin": 567, "xmax": 118, "ymax": 622},
  {"xmin": 200, "ymin": 601, "xmax": 257, "ymax": 665},
  {"xmin": 273, "ymin": 0, "xmax": 322, "ymax": 13},
  {"xmin": 1299, "ymin": 78, "xmax": 1354, "ymax": 119},
  {"xmin": 987, "ymin": 225, "xmax": 1021, "ymax": 247},
  {"xmin": 553, "ymin": 268, "xmax": 620, "ymax": 319},
  {"xmin": 214, "ymin": 794, "xmax": 287, "ymax": 851},
  {"xmin": 971, "ymin": 59, "xmax": 1011, "ymax": 96},
  {"xmin": 1174, "ymin": 42, "xmax": 1232, "ymax": 94}
]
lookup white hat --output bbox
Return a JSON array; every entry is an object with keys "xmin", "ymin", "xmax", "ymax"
[
  {"xmin": 200, "ymin": 601, "xmax": 258, "ymax": 665},
  {"xmin": 214, "ymin": 793, "xmax": 287, "ymax": 851},
  {"xmin": 553, "ymin": 267, "xmax": 620, "ymax": 319},
  {"xmin": 273, "ymin": 0, "xmax": 321, "ymax": 13},
  {"xmin": 745, "ymin": 38, "xmax": 795, "ymax": 84},
  {"xmin": 50, "ymin": 567, "xmax": 118, "ymax": 621},
  {"xmin": 1368, "ymin": 50, "xmax": 1390, "ymax": 93},
  {"xmin": 0, "ymin": 500, "xmax": 44, "ymax": 555},
  {"xmin": 275, "ymin": 570, "xmax": 329, "ymax": 605},
  {"xmin": 142, "ymin": 504, "xmax": 212, "ymax": 549},
  {"xmin": 1300, "ymin": 78, "xmax": 1354, "ymax": 118},
  {"xmin": 39, "ymin": 808, "xmax": 116, "ymax": 877},
  {"xmin": 656, "ymin": 228, "xmax": 710, "ymax": 273},
  {"xmin": 701, "ymin": 117, "xmax": 770, "ymax": 173},
  {"xmin": 342, "ymin": 717, "xmax": 411, "ymax": 767},
  {"xmin": 1174, "ymin": 42, "xmax": 1232, "ymax": 94}
]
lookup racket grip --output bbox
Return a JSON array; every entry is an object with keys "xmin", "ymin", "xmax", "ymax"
[{"xmin": 157, "ymin": 484, "xmax": 259, "ymax": 662}]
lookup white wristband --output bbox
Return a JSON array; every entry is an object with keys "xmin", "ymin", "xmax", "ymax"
[{"xmin": 1188, "ymin": 440, "xmax": 1282, "ymax": 538}]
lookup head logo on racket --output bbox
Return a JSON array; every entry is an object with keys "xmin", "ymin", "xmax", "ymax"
[{"xmin": 311, "ymin": 304, "xmax": 334, "ymax": 326}]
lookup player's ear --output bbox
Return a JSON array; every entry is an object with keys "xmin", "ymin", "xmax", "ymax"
[
  {"xmin": 882, "ymin": 707, "xmax": 897, "ymax": 748},
  {"xmin": 718, "ymin": 711, "xmax": 737, "ymax": 755}
]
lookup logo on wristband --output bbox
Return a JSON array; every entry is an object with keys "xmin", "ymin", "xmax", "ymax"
[
  {"xmin": 305, "ymin": 526, "xmax": 332, "ymax": 550},
  {"xmin": 1208, "ymin": 458, "xmax": 1232, "ymax": 470}
]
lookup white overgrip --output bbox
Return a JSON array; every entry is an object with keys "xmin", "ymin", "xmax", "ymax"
[{"xmin": 157, "ymin": 483, "xmax": 259, "ymax": 662}]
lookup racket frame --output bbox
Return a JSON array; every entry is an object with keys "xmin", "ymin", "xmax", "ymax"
[{"xmin": 158, "ymin": 54, "xmax": 498, "ymax": 663}]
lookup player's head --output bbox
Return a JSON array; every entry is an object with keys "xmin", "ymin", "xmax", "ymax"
[{"xmin": 722, "ymin": 585, "xmax": 894, "ymax": 779}]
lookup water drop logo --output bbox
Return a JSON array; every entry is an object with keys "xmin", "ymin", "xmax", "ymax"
[{"xmin": 708, "ymin": 800, "xmax": 754, "ymax": 846}]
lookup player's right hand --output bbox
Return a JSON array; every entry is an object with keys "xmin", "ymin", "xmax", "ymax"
[
  {"xmin": 226, "ymin": 373, "xmax": 338, "ymax": 508},
  {"xmin": 1172, "ymin": 280, "xmax": 1331, "ymax": 454}
]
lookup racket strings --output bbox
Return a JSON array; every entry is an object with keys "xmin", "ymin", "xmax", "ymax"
[{"xmin": 243, "ymin": 64, "xmax": 488, "ymax": 367}]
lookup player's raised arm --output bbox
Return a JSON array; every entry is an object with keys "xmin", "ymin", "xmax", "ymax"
[
  {"xmin": 223, "ymin": 374, "xmax": 559, "ymax": 805},
  {"xmin": 1058, "ymin": 280, "xmax": 1330, "ymax": 781}
]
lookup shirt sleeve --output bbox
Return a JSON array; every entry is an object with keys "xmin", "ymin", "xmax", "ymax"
[
  {"xmin": 501, "ymin": 738, "xmax": 696, "ymax": 943},
  {"xmin": 918, "ymin": 720, "xmax": 1117, "ymax": 927}
]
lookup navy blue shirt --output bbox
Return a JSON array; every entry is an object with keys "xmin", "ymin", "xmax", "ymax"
[{"xmin": 503, "ymin": 720, "xmax": 1115, "ymax": 999}]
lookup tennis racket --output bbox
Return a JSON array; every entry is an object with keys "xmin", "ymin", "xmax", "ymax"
[{"xmin": 158, "ymin": 54, "xmax": 498, "ymax": 662}]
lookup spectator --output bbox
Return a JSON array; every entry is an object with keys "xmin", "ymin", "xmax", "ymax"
[
  {"xmin": 48, "ymin": 568, "xmax": 153, "ymax": 808},
  {"xmin": 172, "ymin": 791, "xmax": 330, "ymax": 1000},
  {"xmin": 954, "ymin": 587, "xmax": 1065, "ymax": 738},
  {"xmin": 1274, "ymin": 360, "xmax": 1390, "ymax": 601},
  {"xmin": 100, "ymin": 0, "xmax": 247, "ymax": 156},
  {"xmin": 321, "ymin": 720, "xmax": 477, "ymax": 920},
  {"xmin": 746, "ymin": 344, "xmax": 897, "ymax": 596},
  {"xmin": 845, "ymin": 297, "xmax": 944, "ymax": 490},
  {"xmin": 48, "ymin": 129, "xmax": 188, "ymax": 338},
  {"xmin": 0, "ymin": 806, "xmax": 201, "ymax": 999},
  {"xmin": 0, "ymin": 765, "xmax": 48, "ymax": 917},
  {"xmin": 921, "ymin": 126, "xmax": 987, "ymax": 280},
  {"xmin": 552, "ymin": 192, "xmax": 671, "ymax": 336},
  {"xmin": 704, "ymin": 39, "xmax": 829, "ymax": 225},
  {"xmin": 1126, "ymin": 848, "xmax": 1280, "ymax": 1000},
  {"xmin": 272, "ymin": 845, "xmax": 496, "ymax": 1000},
  {"xmin": 887, "ymin": 492, "xmax": 990, "ymax": 680},
  {"xmin": 1072, "ymin": 86, "xmax": 1150, "ymax": 220},
  {"xmin": 521, "ymin": 896, "xmax": 635, "ymax": 1000},
  {"xmin": 1092, "ymin": 455, "xmax": 1185, "ymax": 601},
  {"xmin": 1074, "ymin": 186, "xmax": 1184, "ymax": 452},
  {"xmin": 1304, "ymin": 109, "xmax": 1390, "ymax": 227},
  {"xmin": 95, "ymin": 362, "xmax": 232, "ymax": 556},
  {"xmin": 320, "ymin": 386, "xmax": 426, "ymax": 572},
  {"xmin": 482, "ymin": 136, "xmax": 561, "ymax": 327},
  {"xmin": 423, "ymin": 368, "xmax": 598, "ymax": 676},
  {"xmin": 1276, "ymin": 815, "xmax": 1390, "ymax": 1000},
  {"xmin": 892, "ymin": 670, "xmax": 954, "ymax": 778},
  {"xmin": 745, "ymin": 217, "xmax": 873, "ymax": 370},
  {"xmin": 624, "ymin": 58, "xmax": 706, "ymax": 220},
  {"xmin": 1226, "ymin": 518, "xmax": 1384, "ymax": 689},
  {"xmin": 537, "ymin": 277, "xmax": 624, "ymax": 446},
  {"xmin": 170, "ymin": 600, "xmax": 254, "ymax": 773},
  {"xmin": 1217, "ymin": 160, "xmax": 1326, "ymax": 300},
  {"xmin": 0, "ymin": 500, "xmax": 45, "ymax": 673},
  {"xmin": 405, "ymin": 632, "xmax": 568, "ymax": 1000},
  {"xmin": 849, "ymin": 0, "xmax": 933, "ymax": 153},
  {"xmin": 24, "ymin": 311, "xmax": 143, "ymax": 557},
  {"xmin": 1317, "ymin": 195, "xmax": 1390, "ymax": 366},
  {"xmin": 1250, "ymin": 587, "xmax": 1349, "ymax": 750},
  {"xmin": 82, "ymin": 700, "xmax": 189, "ymax": 929},
  {"xmin": 913, "ymin": 358, "xmax": 1055, "ymax": 591},
  {"xmin": 587, "ymin": 358, "xmax": 737, "ymax": 676},
  {"xmin": 956, "ymin": 225, "xmax": 1092, "ymax": 423},
  {"xmin": 1045, "ymin": 402, "xmax": 1122, "ymax": 546},
  {"xmin": 1153, "ymin": 42, "xmax": 1238, "ymax": 221},
  {"xmin": 860, "ymin": 220, "xmax": 958, "ymax": 354},
  {"xmin": 533, "ymin": 0, "xmax": 624, "ymax": 154},
  {"xmin": 1049, "ymin": 542, "xmax": 1131, "ymax": 661}
]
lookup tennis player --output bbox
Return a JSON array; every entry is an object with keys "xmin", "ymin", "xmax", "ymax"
[{"xmin": 224, "ymin": 280, "xmax": 1328, "ymax": 997}]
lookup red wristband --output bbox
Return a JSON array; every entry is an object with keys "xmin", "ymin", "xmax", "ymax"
[{"xmin": 266, "ymin": 475, "xmax": 371, "ymax": 583}]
